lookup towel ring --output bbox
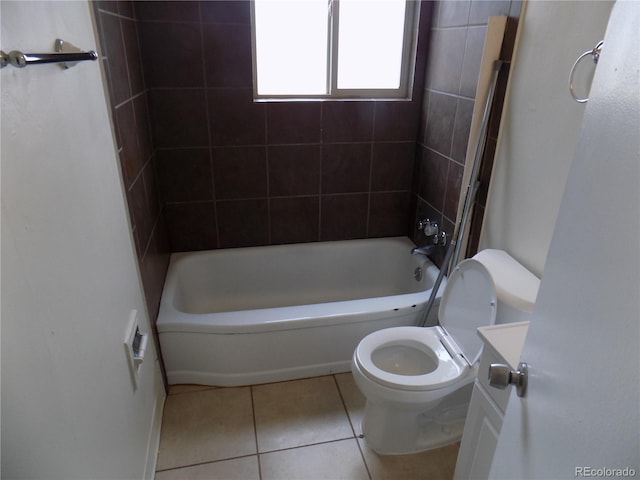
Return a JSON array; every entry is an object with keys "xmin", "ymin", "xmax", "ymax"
[{"xmin": 569, "ymin": 40, "xmax": 603, "ymax": 103}]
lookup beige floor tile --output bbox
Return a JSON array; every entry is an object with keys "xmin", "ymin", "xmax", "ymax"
[
  {"xmin": 155, "ymin": 456, "xmax": 259, "ymax": 480},
  {"xmin": 252, "ymin": 376, "xmax": 354, "ymax": 452},
  {"xmin": 260, "ymin": 439, "xmax": 369, "ymax": 480},
  {"xmin": 359, "ymin": 437, "xmax": 459, "ymax": 480},
  {"xmin": 156, "ymin": 387, "xmax": 256, "ymax": 470},
  {"xmin": 335, "ymin": 372, "xmax": 366, "ymax": 436}
]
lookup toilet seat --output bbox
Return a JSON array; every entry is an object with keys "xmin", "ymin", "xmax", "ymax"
[
  {"xmin": 354, "ymin": 258, "xmax": 497, "ymax": 392},
  {"xmin": 355, "ymin": 327, "xmax": 468, "ymax": 391}
]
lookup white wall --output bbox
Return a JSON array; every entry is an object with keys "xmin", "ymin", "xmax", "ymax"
[
  {"xmin": 491, "ymin": 0, "xmax": 639, "ymax": 474},
  {"xmin": 479, "ymin": 0, "xmax": 614, "ymax": 277},
  {"xmin": 1, "ymin": 2, "xmax": 165, "ymax": 479}
]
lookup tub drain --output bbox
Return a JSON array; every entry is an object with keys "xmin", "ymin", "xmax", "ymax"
[{"xmin": 414, "ymin": 267, "xmax": 423, "ymax": 281}]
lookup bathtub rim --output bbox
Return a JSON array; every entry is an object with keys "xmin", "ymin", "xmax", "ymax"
[{"xmin": 157, "ymin": 236, "xmax": 445, "ymax": 335}]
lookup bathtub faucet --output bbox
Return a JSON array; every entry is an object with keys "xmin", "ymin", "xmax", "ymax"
[
  {"xmin": 411, "ymin": 230, "xmax": 448, "ymax": 257},
  {"xmin": 411, "ymin": 244, "xmax": 437, "ymax": 256}
]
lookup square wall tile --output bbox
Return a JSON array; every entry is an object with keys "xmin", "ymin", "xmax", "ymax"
[
  {"xmin": 320, "ymin": 194, "xmax": 369, "ymax": 241},
  {"xmin": 268, "ymin": 145, "xmax": 320, "ymax": 196},
  {"xmin": 99, "ymin": 13, "xmax": 130, "ymax": 105},
  {"xmin": 270, "ymin": 196, "xmax": 319, "ymax": 244},
  {"xmin": 164, "ymin": 202, "xmax": 217, "ymax": 252},
  {"xmin": 217, "ymin": 199, "xmax": 269, "ymax": 247},
  {"xmin": 322, "ymin": 102, "xmax": 374, "ymax": 143},
  {"xmin": 321, "ymin": 144, "xmax": 372, "ymax": 194},
  {"xmin": 435, "ymin": 0, "xmax": 471, "ymax": 27},
  {"xmin": 451, "ymin": 97, "xmax": 474, "ymax": 164},
  {"xmin": 425, "ymin": 91, "xmax": 457, "ymax": 156},
  {"xmin": 266, "ymin": 103, "xmax": 321, "ymax": 144},
  {"xmin": 149, "ymin": 89, "xmax": 209, "ymax": 148},
  {"xmin": 118, "ymin": 1, "xmax": 135, "ymax": 19},
  {"xmin": 374, "ymin": 101, "xmax": 421, "ymax": 142},
  {"xmin": 142, "ymin": 159, "xmax": 161, "ymax": 224},
  {"xmin": 371, "ymin": 142, "xmax": 415, "ymax": 192},
  {"xmin": 369, "ymin": 192, "xmax": 411, "ymax": 238},
  {"xmin": 133, "ymin": 94, "xmax": 153, "ymax": 165},
  {"xmin": 203, "ymin": 24, "xmax": 253, "ymax": 88},
  {"xmin": 445, "ymin": 160, "xmax": 464, "ymax": 221},
  {"xmin": 208, "ymin": 89, "xmax": 266, "ymax": 146},
  {"xmin": 129, "ymin": 175, "xmax": 153, "ymax": 252},
  {"xmin": 459, "ymin": 26, "xmax": 487, "ymax": 98},
  {"xmin": 136, "ymin": 1, "xmax": 200, "ymax": 22},
  {"xmin": 260, "ymin": 439, "xmax": 369, "ymax": 480},
  {"xmin": 157, "ymin": 148, "xmax": 213, "ymax": 202},
  {"xmin": 156, "ymin": 387, "xmax": 256, "ymax": 470},
  {"xmin": 418, "ymin": 148, "xmax": 449, "ymax": 212},
  {"xmin": 200, "ymin": 0, "xmax": 251, "ymax": 24},
  {"xmin": 469, "ymin": 0, "xmax": 511, "ymax": 25},
  {"xmin": 426, "ymin": 28, "xmax": 467, "ymax": 95},
  {"xmin": 121, "ymin": 18, "xmax": 144, "ymax": 96},
  {"xmin": 212, "ymin": 146, "xmax": 267, "ymax": 199},
  {"xmin": 252, "ymin": 376, "xmax": 353, "ymax": 452},
  {"xmin": 139, "ymin": 22, "xmax": 204, "ymax": 88},
  {"xmin": 115, "ymin": 101, "xmax": 143, "ymax": 189}
]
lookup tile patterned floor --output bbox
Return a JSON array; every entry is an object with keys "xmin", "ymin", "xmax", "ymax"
[{"xmin": 155, "ymin": 373, "xmax": 459, "ymax": 480}]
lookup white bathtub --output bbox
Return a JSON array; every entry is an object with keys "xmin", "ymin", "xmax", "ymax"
[{"xmin": 157, "ymin": 236, "xmax": 445, "ymax": 386}]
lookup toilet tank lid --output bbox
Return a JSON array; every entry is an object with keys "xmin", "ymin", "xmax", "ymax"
[{"xmin": 472, "ymin": 249, "xmax": 540, "ymax": 313}]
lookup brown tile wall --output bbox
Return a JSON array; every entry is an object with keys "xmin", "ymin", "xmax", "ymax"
[
  {"xmin": 412, "ymin": 0, "xmax": 521, "ymax": 264},
  {"xmin": 92, "ymin": 0, "xmax": 519, "ymax": 299},
  {"xmin": 138, "ymin": 0, "xmax": 433, "ymax": 251},
  {"xmin": 92, "ymin": 2, "xmax": 170, "ymax": 354}
]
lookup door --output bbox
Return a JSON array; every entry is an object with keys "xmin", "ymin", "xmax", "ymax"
[{"xmin": 490, "ymin": 2, "xmax": 639, "ymax": 478}]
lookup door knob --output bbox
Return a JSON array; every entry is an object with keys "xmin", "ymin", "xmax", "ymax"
[{"xmin": 488, "ymin": 362, "xmax": 528, "ymax": 397}]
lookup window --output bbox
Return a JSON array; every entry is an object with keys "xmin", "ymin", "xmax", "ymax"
[{"xmin": 251, "ymin": 0, "xmax": 419, "ymax": 100}]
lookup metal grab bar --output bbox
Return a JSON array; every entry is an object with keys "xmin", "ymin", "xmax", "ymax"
[{"xmin": 1, "ymin": 39, "xmax": 97, "ymax": 70}]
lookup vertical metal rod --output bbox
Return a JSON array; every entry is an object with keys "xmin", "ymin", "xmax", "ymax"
[
  {"xmin": 418, "ymin": 238, "xmax": 456, "ymax": 327},
  {"xmin": 451, "ymin": 59, "xmax": 503, "ymax": 270},
  {"xmin": 417, "ymin": 60, "xmax": 503, "ymax": 328}
]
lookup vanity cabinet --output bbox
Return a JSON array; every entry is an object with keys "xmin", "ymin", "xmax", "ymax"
[{"xmin": 454, "ymin": 322, "xmax": 529, "ymax": 480}]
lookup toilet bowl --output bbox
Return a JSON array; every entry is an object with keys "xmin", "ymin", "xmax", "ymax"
[{"xmin": 351, "ymin": 249, "xmax": 540, "ymax": 455}]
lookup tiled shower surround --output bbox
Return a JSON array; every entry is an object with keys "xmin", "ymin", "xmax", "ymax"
[
  {"xmin": 92, "ymin": 0, "xmax": 520, "ymax": 359},
  {"xmin": 138, "ymin": 0, "xmax": 432, "ymax": 251}
]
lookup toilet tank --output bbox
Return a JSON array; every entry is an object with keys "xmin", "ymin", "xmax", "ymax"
[{"xmin": 471, "ymin": 250, "xmax": 540, "ymax": 324}]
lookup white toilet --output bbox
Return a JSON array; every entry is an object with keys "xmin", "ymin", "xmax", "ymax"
[{"xmin": 351, "ymin": 249, "xmax": 540, "ymax": 455}]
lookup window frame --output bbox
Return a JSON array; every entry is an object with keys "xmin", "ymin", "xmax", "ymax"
[{"xmin": 251, "ymin": 0, "xmax": 420, "ymax": 101}]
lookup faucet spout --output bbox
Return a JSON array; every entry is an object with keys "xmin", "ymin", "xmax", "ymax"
[{"xmin": 411, "ymin": 245, "xmax": 436, "ymax": 256}]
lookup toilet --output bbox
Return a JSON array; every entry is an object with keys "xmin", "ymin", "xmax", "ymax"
[{"xmin": 351, "ymin": 249, "xmax": 540, "ymax": 455}]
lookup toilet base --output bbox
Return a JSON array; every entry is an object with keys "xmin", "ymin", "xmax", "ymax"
[{"xmin": 360, "ymin": 382, "xmax": 473, "ymax": 455}]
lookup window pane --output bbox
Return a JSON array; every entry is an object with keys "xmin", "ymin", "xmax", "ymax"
[
  {"xmin": 337, "ymin": 0, "xmax": 407, "ymax": 90},
  {"xmin": 254, "ymin": 0, "xmax": 328, "ymax": 95}
]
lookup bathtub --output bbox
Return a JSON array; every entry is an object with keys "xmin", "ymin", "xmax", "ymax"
[{"xmin": 157, "ymin": 236, "xmax": 445, "ymax": 387}]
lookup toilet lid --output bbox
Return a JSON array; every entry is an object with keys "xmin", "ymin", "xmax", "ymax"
[{"xmin": 438, "ymin": 258, "xmax": 497, "ymax": 365}]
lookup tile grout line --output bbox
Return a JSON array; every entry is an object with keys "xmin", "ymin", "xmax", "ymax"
[
  {"xmin": 155, "ymin": 453, "xmax": 258, "ymax": 474},
  {"xmin": 250, "ymin": 385, "xmax": 263, "ymax": 480},
  {"xmin": 332, "ymin": 374, "xmax": 373, "ymax": 480}
]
